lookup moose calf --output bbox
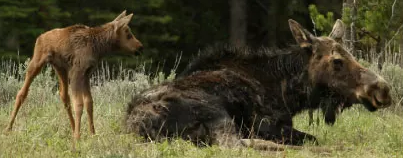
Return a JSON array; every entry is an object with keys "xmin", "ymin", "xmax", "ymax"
[{"xmin": 6, "ymin": 10, "xmax": 143, "ymax": 142}]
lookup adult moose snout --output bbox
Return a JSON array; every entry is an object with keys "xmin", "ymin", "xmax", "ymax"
[{"xmin": 356, "ymin": 69, "xmax": 392, "ymax": 111}]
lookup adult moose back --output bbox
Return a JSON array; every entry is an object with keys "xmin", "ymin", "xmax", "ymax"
[
  {"xmin": 125, "ymin": 19, "xmax": 392, "ymax": 147},
  {"xmin": 5, "ymin": 10, "xmax": 143, "ymax": 142}
]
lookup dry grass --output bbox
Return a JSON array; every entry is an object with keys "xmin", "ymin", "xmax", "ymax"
[{"xmin": 0, "ymin": 57, "xmax": 402, "ymax": 158}]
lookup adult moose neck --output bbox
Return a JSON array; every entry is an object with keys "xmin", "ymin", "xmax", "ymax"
[
  {"xmin": 237, "ymin": 47, "xmax": 312, "ymax": 84},
  {"xmin": 180, "ymin": 45, "xmax": 312, "ymax": 83}
]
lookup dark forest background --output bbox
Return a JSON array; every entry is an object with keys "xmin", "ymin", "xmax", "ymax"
[{"xmin": 0, "ymin": 0, "xmax": 402, "ymax": 73}]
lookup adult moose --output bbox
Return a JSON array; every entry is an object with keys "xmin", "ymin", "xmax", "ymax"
[
  {"xmin": 5, "ymin": 10, "xmax": 143, "ymax": 142},
  {"xmin": 124, "ymin": 19, "xmax": 391, "ymax": 147}
]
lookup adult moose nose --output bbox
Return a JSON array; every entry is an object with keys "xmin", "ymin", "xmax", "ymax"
[
  {"xmin": 372, "ymin": 79, "xmax": 392, "ymax": 108},
  {"xmin": 356, "ymin": 69, "xmax": 392, "ymax": 110}
]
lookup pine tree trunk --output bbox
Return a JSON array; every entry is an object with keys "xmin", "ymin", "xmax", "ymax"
[
  {"xmin": 342, "ymin": 0, "xmax": 351, "ymax": 47},
  {"xmin": 229, "ymin": 0, "xmax": 247, "ymax": 47},
  {"xmin": 350, "ymin": 0, "xmax": 357, "ymax": 56},
  {"xmin": 342, "ymin": 0, "xmax": 356, "ymax": 55}
]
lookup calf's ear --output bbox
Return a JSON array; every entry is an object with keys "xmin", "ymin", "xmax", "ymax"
[
  {"xmin": 113, "ymin": 10, "xmax": 127, "ymax": 22},
  {"xmin": 114, "ymin": 13, "xmax": 134, "ymax": 32},
  {"xmin": 120, "ymin": 13, "xmax": 133, "ymax": 26},
  {"xmin": 329, "ymin": 19, "xmax": 345, "ymax": 43},
  {"xmin": 288, "ymin": 19, "xmax": 317, "ymax": 48}
]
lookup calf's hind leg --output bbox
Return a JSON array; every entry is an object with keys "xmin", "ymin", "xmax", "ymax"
[
  {"xmin": 83, "ymin": 76, "xmax": 95, "ymax": 135},
  {"xmin": 69, "ymin": 68, "xmax": 96, "ymax": 140},
  {"xmin": 5, "ymin": 50, "xmax": 48, "ymax": 131},
  {"xmin": 53, "ymin": 66, "xmax": 75, "ymax": 131},
  {"xmin": 69, "ymin": 70, "xmax": 86, "ymax": 140}
]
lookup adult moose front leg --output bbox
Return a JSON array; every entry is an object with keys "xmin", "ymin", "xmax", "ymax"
[{"xmin": 255, "ymin": 119, "xmax": 318, "ymax": 145}]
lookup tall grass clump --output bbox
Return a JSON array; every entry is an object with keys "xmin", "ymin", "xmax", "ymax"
[
  {"xmin": 357, "ymin": 44, "xmax": 403, "ymax": 112},
  {"xmin": 0, "ymin": 58, "xmax": 22, "ymax": 105},
  {"xmin": 379, "ymin": 63, "xmax": 403, "ymax": 110},
  {"xmin": 0, "ymin": 51, "xmax": 402, "ymax": 158}
]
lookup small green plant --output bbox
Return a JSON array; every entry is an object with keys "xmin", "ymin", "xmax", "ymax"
[{"xmin": 308, "ymin": 4, "xmax": 335, "ymax": 35}]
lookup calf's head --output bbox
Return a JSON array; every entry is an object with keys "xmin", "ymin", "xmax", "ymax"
[
  {"xmin": 111, "ymin": 10, "xmax": 143, "ymax": 55},
  {"xmin": 288, "ymin": 19, "xmax": 392, "ymax": 112}
]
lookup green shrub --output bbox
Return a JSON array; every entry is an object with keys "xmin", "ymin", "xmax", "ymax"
[
  {"xmin": 0, "ymin": 72, "xmax": 21, "ymax": 105},
  {"xmin": 379, "ymin": 63, "xmax": 403, "ymax": 109}
]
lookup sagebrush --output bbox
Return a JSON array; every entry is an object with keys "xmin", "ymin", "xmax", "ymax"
[{"xmin": 0, "ymin": 57, "xmax": 402, "ymax": 157}]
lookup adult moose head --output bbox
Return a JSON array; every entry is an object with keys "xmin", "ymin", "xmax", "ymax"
[
  {"xmin": 5, "ymin": 10, "xmax": 143, "ymax": 145},
  {"xmin": 288, "ymin": 19, "xmax": 391, "ymax": 113},
  {"xmin": 124, "ymin": 19, "xmax": 392, "ymax": 148}
]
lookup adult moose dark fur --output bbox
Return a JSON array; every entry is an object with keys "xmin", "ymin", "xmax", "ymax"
[
  {"xmin": 125, "ymin": 19, "xmax": 391, "ymax": 147},
  {"xmin": 5, "ymin": 10, "xmax": 143, "ymax": 143}
]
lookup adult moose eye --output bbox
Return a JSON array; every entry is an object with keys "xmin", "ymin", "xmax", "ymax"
[{"xmin": 333, "ymin": 59, "xmax": 343, "ymax": 71}]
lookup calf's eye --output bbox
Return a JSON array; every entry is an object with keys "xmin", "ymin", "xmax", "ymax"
[{"xmin": 127, "ymin": 34, "xmax": 133, "ymax": 40}]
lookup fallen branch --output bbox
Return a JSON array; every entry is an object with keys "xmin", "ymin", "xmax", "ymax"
[
  {"xmin": 240, "ymin": 139, "xmax": 349, "ymax": 153},
  {"xmin": 386, "ymin": 23, "xmax": 403, "ymax": 48}
]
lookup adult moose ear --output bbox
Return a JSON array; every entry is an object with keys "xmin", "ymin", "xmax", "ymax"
[
  {"xmin": 288, "ymin": 19, "xmax": 317, "ymax": 48},
  {"xmin": 114, "ymin": 13, "xmax": 133, "ymax": 32},
  {"xmin": 328, "ymin": 19, "xmax": 345, "ymax": 43},
  {"xmin": 113, "ymin": 10, "xmax": 127, "ymax": 22}
]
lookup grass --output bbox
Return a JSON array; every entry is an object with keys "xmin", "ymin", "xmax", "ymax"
[{"xmin": 0, "ymin": 58, "xmax": 402, "ymax": 158}]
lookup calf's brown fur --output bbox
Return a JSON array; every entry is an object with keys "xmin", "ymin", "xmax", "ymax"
[{"xmin": 5, "ymin": 10, "xmax": 143, "ymax": 141}]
